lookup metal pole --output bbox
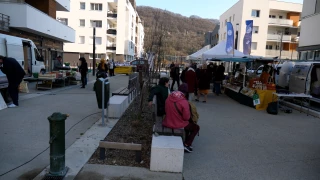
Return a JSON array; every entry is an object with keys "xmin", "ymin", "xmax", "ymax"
[
  {"xmin": 101, "ymin": 78, "xmax": 105, "ymax": 126},
  {"xmin": 279, "ymin": 32, "xmax": 283, "ymax": 60},
  {"xmin": 93, "ymin": 27, "xmax": 96, "ymax": 76}
]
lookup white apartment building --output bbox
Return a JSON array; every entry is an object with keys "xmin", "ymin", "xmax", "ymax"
[
  {"xmin": 219, "ymin": 0, "xmax": 302, "ymax": 60},
  {"xmin": 136, "ymin": 15, "xmax": 145, "ymax": 58},
  {"xmin": 57, "ymin": 0, "xmax": 144, "ymax": 65},
  {"xmin": 298, "ymin": 0, "xmax": 320, "ymax": 60},
  {"xmin": 0, "ymin": 0, "xmax": 75, "ymax": 71}
]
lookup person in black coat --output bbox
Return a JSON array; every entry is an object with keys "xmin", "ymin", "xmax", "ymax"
[
  {"xmin": 79, "ymin": 57, "xmax": 88, "ymax": 88},
  {"xmin": 0, "ymin": 55, "xmax": 26, "ymax": 107}
]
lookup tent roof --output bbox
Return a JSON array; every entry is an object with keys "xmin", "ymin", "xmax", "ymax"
[
  {"xmin": 187, "ymin": 45, "xmax": 211, "ymax": 60},
  {"xmin": 202, "ymin": 41, "xmax": 246, "ymax": 59}
]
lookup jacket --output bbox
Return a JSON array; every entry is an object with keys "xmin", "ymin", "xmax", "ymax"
[
  {"xmin": 215, "ymin": 65, "xmax": 225, "ymax": 82},
  {"xmin": 148, "ymin": 84, "xmax": 169, "ymax": 116},
  {"xmin": 0, "ymin": 57, "xmax": 25, "ymax": 83},
  {"xmin": 185, "ymin": 68, "xmax": 197, "ymax": 93},
  {"xmin": 79, "ymin": 62, "xmax": 88, "ymax": 75},
  {"xmin": 198, "ymin": 69, "xmax": 211, "ymax": 90},
  {"xmin": 163, "ymin": 91, "xmax": 190, "ymax": 129}
]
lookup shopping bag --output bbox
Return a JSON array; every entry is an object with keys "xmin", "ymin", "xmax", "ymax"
[{"xmin": 19, "ymin": 80, "xmax": 29, "ymax": 93}]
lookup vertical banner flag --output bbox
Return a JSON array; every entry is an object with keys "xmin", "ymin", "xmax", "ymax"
[
  {"xmin": 243, "ymin": 20, "xmax": 253, "ymax": 55},
  {"xmin": 226, "ymin": 22, "xmax": 234, "ymax": 55}
]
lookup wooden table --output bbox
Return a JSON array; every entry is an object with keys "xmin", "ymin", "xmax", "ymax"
[{"xmin": 36, "ymin": 77, "xmax": 66, "ymax": 90}]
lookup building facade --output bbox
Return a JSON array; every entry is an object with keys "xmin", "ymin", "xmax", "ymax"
[
  {"xmin": 0, "ymin": 0, "xmax": 75, "ymax": 71},
  {"xmin": 298, "ymin": 0, "xmax": 320, "ymax": 60},
  {"xmin": 204, "ymin": 25, "xmax": 220, "ymax": 47},
  {"xmin": 57, "ymin": 0, "xmax": 144, "ymax": 65},
  {"xmin": 219, "ymin": 0, "xmax": 302, "ymax": 60}
]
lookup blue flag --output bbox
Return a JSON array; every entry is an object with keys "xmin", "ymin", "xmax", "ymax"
[
  {"xmin": 243, "ymin": 20, "xmax": 253, "ymax": 55},
  {"xmin": 226, "ymin": 22, "xmax": 234, "ymax": 55}
]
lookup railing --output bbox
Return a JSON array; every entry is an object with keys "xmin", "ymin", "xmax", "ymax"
[
  {"xmin": 108, "ymin": 26, "xmax": 116, "ymax": 29},
  {"xmin": 107, "ymin": 43, "xmax": 116, "ymax": 47},
  {"xmin": 268, "ymin": 18, "xmax": 293, "ymax": 26},
  {"xmin": 107, "ymin": 29, "xmax": 117, "ymax": 35},
  {"xmin": 266, "ymin": 50, "xmax": 298, "ymax": 59},
  {"xmin": 0, "ymin": 13, "xmax": 10, "ymax": 32},
  {"xmin": 267, "ymin": 34, "xmax": 291, "ymax": 41},
  {"xmin": 107, "ymin": 13, "xmax": 117, "ymax": 18}
]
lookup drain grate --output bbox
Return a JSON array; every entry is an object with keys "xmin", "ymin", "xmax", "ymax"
[{"xmin": 42, "ymin": 176, "xmax": 64, "ymax": 180}]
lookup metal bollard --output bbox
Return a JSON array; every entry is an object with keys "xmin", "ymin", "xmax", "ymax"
[{"xmin": 47, "ymin": 112, "xmax": 69, "ymax": 177}]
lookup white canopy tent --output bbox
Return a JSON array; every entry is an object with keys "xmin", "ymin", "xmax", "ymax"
[
  {"xmin": 186, "ymin": 45, "xmax": 211, "ymax": 60},
  {"xmin": 202, "ymin": 41, "xmax": 247, "ymax": 60}
]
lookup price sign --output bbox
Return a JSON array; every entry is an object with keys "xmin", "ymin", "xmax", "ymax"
[{"xmin": 253, "ymin": 93, "xmax": 260, "ymax": 106}]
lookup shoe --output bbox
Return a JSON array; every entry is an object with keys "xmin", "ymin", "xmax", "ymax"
[
  {"xmin": 8, "ymin": 104, "xmax": 17, "ymax": 108},
  {"xmin": 189, "ymin": 146, "xmax": 193, "ymax": 151},
  {"xmin": 184, "ymin": 146, "xmax": 193, "ymax": 153},
  {"xmin": 195, "ymin": 99, "xmax": 199, "ymax": 102},
  {"xmin": 81, "ymin": 86, "xmax": 85, "ymax": 88}
]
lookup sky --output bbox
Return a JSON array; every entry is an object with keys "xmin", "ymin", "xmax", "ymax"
[{"xmin": 136, "ymin": 0, "xmax": 304, "ymax": 19}]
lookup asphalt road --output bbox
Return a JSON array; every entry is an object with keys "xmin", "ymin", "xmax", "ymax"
[{"xmin": 0, "ymin": 74, "xmax": 129, "ymax": 180}]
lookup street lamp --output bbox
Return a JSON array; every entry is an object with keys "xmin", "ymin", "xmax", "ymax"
[
  {"xmin": 92, "ymin": 21, "xmax": 96, "ymax": 76},
  {"xmin": 233, "ymin": 23, "xmax": 240, "ymax": 74}
]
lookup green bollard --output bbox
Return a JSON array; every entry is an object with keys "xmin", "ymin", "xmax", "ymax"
[{"xmin": 47, "ymin": 112, "xmax": 69, "ymax": 177}]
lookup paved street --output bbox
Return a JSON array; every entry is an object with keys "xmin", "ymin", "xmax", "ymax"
[
  {"xmin": 183, "ymin": 93, "xmax": 320, "ymax": 180},
  {"xmin": 0, "ymin": 74, "xmax": 129, "ymax": 180}
]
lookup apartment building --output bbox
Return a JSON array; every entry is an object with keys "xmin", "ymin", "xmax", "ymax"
[
  {"xmin": 0, "ymin": 0, "xmax": 75, "ymax": 71},
  {"xmin": 298, "ymin": 0, "xmax": 320, "ymax": 60},
  {"xmin": 57, "ymin": 0, "xmax": 144, "ymax": 65},
  {"xmin": 204, "ymin": 25, "xmax": 220, "ymax": 47},
  {"xmin": 219, "ymin": 0, "xmax": 302, "ymax": 59}
]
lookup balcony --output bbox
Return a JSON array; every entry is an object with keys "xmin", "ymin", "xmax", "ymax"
[
  {"xmin": 0, "ymin": 13, "xmax": 10, "ymax": 32},
  {"xmin": 107, "ymin": 29, "xmax": 117, "ymax": 35},
  {"xmin": 55, "ymin": 0, "xmax": 70, "ymax": 11},
  {"xmin": 107, "ymin": 13, "xmax": 117, "ymax": 18},
  {"xmin": 267, "ymin": 34, "xmax": 291, "ymax": 42},
  {"xmin": 0, "ymin": 2, "xmax": 75, "ymax": 42},
  {"xmin": 265, "ymin": 50, "xmax": 298, "ymax": 59},
  {"xmin": 268, "ymin": 18, "xmax": 293, "ymax": 27}
]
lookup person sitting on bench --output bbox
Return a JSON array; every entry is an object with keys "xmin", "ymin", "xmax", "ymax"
[
  {"xmin": 148, "ymin": 77, "xmax": 170, "ymax": 117},
  {"xmin": 163, "ymin": 83, "xmax": 200, "ymax": 153}
]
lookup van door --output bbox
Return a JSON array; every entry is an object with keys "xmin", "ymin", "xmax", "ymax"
[
  {"xmin": 22, "ymin": 42, "xmax": 32, "ymax": 76},
  {"xmin": 5, "ymin": 37, "xmax": 24, "ymax": 68},
  {"xmin": 289, "ymin": 63, "xmax": 312, "ymax": 94}
]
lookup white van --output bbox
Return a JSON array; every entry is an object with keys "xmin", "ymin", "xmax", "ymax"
[{"xmin": 0, "ymin": 33, "xmax": 45, "ymax": 77}]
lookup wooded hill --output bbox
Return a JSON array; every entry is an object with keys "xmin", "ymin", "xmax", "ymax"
[{"xmin": 136, "ymin": 6, "xmax": 218, "ymax": 57}]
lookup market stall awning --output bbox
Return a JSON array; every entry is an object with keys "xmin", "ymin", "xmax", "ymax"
[{"xmin": 186, "ymin": 45, "xmax": 211, "ymax": 60}]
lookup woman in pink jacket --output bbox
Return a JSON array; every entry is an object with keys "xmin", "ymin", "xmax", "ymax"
[{"xmin": 163, "ymin": 83, "xmax": 200, "ymax": 153}]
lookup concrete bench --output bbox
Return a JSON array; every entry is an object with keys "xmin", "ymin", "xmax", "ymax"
[
  {"xmin": 108, "ymin": 95, "xmax": 128, "ymax": 119},
  {"xmin": 150, "ymin": 135, "xmax": 184, "ymax": 173}
]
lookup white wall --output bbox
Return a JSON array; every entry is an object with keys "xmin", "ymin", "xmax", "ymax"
[
  {"xmin": 0, "ymin": 3, "xmax": 75, "ymax": 42},
  {"xmin": 269, "ymin": 0, "xmax": 302, "ymax": 12},
  {"xmin": 57, "ymin": 0, "xmax": 109, "ymax": 54},
  {"xmin": 299, "ymin": 13, "xmax": 320, "ymax": 47},
  {"xmin": 302, "ymin": 0, "xmax": 317, "ymax": 17}
]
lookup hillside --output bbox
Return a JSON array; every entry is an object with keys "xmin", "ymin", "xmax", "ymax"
[{"xmin": 137, "ymin": 6, "xmax": 217, "ymax": 56}]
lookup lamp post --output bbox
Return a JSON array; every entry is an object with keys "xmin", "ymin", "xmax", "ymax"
[
  {"xmin": 92, "ymin": 21, "xmax": 96, "ymax": 76},
  {"xmin": 233, "ymin": 23, "xmax": 240, "ymax": 74}
]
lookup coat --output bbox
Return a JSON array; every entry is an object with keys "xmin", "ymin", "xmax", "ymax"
[
  {"xmin": 185, "ymin": 68, "xmax": 197, "ymax": 93},
  {"xmin": 215, "ymin": 65, "xmax": 225, "ymax": 82},
  {"xmin": 163, "ymin": 91, "xmax": 190, "ymax": 129},
  {"xmin": 79, "ymin": 62, "xmax": 88, "ymax": 75},
  {"xmin": 148, "ymin": 84, "xmax": 169, "ymax": 116},
  {"xmin": 0, "ymin": 57, "xmax": 25, "ymax": 84},
  {"xmin": 198, "ymin": 69, "xmax": 211, "ymax": 90}
]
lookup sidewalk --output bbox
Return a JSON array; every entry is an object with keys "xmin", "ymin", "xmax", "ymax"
[
  {"xmin": 183, "ymin": 93, "xmax": 320, "ymax": 180},
  {"xmin": 0, "ymin": 74, "xmax": 129, "ymax": 180}
]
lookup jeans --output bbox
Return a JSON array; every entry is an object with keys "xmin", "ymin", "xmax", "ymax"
[
  {"xmin": 214, "ymin": 82, "xmax": 221, "ymax": 94},
  {"xmin": 184, "ymin": 122, "xmax": 200, "ymax": 146},
  {"xmin": 8, "ymin": 81, "xmax": 21, "ymax": 106},
  {"xmin": 81, "ymin": 74, "xmax": 87, "ymax": 87},
  {"xmin": 170, "ymin": 78, "xmax": 180, "ymax": 91},
  {"xmin": 109, "ymin": 69, "xmax": 115, "ymax": 76}
]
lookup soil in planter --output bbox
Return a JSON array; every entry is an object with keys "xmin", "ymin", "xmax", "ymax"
[{"xmin": 88, "ymin": 92, "xmax": 154, "ymax": 168}]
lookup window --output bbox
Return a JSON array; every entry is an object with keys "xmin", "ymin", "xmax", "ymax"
[
  {"xmin": 79, "ymin": 36, "xmax": 85, "ymax": 44},
  {"xmin": 316, "ymin": 0, "xmax": 320, "ymax": 13},
  {"xmin": 233, "ymin": 14, "xmax": 235, "ymax": 21},
  {"xmin": 89, "ymin": 54, "xmax": 103, "ymax": 59},
  {"xmin": 315, "ymin": 51, "xmax": 320, "ymax": 60},
  {"xmin": 251, "ymin": 42, "xmax": 257, "ymax": 50},
  {"xmin": 58, "ymin": 18, "xmax": 68, "ymax": 25},
  {"xmin": 253, "ymin": 26, "xmax": 259, "ymax": 34},
  {"xmin": 252, "ymin": 10, "xmax": 260, "ymax": 17},
  {"xmin": 89, "ymin": 37, "xmax": 102, "ymax": 45},
  {"xmin": 80, "ymin": 2, "xmax": 85, "ymax": 10},
  {"xmin": 90, "ymin": 20, "xmax": 102, "ymax": 28},
  {"xmin": 90, "ymin": 3, "xmax": 102, "ymax": 11},
  {"xmin": 308, "ymin": 51, "xmax": 314, "ymax": 60},
  {"xmin": 269, "ymin": 15, "xmax": 276, "ymax": 18},
  {"xmin": 225, "ymin": 19, "xmax": 227, "ymax": 26},
  {"xmin": 80, "ymin": 19, "xmax": 85, "ymax": 27},
  {"xmin": 266, "ymin": 45, "xmax": 272, "ymax": 50},
  {"xmin": 224, "ymin": 32, "xmax": 226, "ymax": 39},
  {"xmin": 279, "ymin": 16, "xmax": 283, "ymax": 19}
]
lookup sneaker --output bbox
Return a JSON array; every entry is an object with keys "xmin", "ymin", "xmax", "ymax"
[
  {"xmin": 7, "ymin": 104, "xmax": 17, "ymax": 108},
  {"xmin": 184, "ymin": 146, "xmax": 193, "ymax": 153},
  {"xmin": 189, "ymin": 146, "xmax": 193, "ymax": 151}
]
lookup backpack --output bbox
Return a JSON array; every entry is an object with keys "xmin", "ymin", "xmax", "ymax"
[
  {"xmin": 267, "ymin": 102, "xmax": 278, "ymax": 115},
  {"xmin": 189, "ymin": 102, "xmax": 199, "ymax": 123}
]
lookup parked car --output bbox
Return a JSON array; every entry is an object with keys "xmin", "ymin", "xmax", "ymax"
[{"xmin": 130, "ymin": 59, "xmax": 149, "ymax": 72}]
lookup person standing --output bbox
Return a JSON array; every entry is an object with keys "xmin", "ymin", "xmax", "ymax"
[
  {"xmin": 53, "ymin": 56, "xmax": 64, "ymax": 71},
  {"xmin": 0, "ymin": 55, "xmax": 26, "ymax": 107},
  {"xmin": 96, "ymin": 59, "xmax": 108, "ymax": 78},
  {"xmin": 214, "ymin": 63, "xmax": 225, "ymax": 95},
  {"xmin": 79, "ymin": 57, "xmax": 88, "ymax": 88},
  {"xmin": 185, "ymin": 64, "xmax": 197, "ymax": 101},
  {"xmin": 197, "ymin": 64, "xmax": 211, "ymax": 102},
  {"xmin": 170, "ymin": 64, "xmax": 180, "ymax": 91},
  {"xmin": 109, "ymin": 59, "xmax": 116, "ymax": 76},
  {"xmin": 148, "ymin": 77, "xmax": 170, "ymax": 117}
]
